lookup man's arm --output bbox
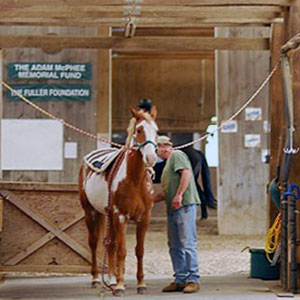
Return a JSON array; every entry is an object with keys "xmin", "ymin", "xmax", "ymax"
[
  {"xmin": 154, "ymin": 192, "xmax": 165, "ymax": 203},
  {"xmin": 172, "ymin": 169, "xmax": 191, "ymax": 209}
]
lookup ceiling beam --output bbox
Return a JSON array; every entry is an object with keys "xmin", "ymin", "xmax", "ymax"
[
  {"xmin": 0, "ymin": 6, "xmax": 283, "ymax": 18},
  {"xmin": 0, "ymin": 35, "xmax": 270, "ymax": 50},
  {"xmin": 112, "ymin": 27, "xmax": 214, "ymax": 37},
  {"xmin": 0, "ymin": 17, "xmax": 279, "ymax": 27},
  {"xmin": 0, "ymin": 0, "xmax": 292, "ymax": 7},
  {"xmin": 112, "ymin": 50, "xmax": 215, "ymax": 59}
]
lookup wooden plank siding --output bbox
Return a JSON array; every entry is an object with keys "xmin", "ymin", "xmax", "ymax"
[
  {"xmin": 216, "ymin": 27, "xmax": 270, "ymax": 235},
  {"xmin": 0, "ymin": 183, "xmax": 93, "ymax": 272},
  {"xmin": 0, "ymin": 35, "xmax": 270, "ymax": 51},
  {"xmin": 1, "ymin": 26, "xmax": 98, "ymax": 183},
  {"xmin": 112, "ymin": 57, "xmax": 215, "ymax": 133}
]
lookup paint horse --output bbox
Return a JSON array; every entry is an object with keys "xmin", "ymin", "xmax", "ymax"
[{"xmin": 79, "ymin": 106, "xmax": 158, "ymax": 296}]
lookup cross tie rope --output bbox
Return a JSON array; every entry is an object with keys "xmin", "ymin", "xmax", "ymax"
[{"xmin": 1, "ymin": 59, "xmax": 279, "ymax": 150}]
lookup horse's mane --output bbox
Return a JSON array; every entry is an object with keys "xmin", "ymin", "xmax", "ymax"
[{"xmin": 125, "ymin": 117, "xmax": 137, "ymax": 147}]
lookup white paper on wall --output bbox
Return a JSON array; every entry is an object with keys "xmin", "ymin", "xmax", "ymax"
[
  {"xmin": 245, "ymin": 107, "xmax": 262, "ymax": 121},
  {"xmin": 221, "ymin": 120, "xmax": 238, "ymax": 133},
  {"xmin": 64, "ymin": 142, "xmax": 78, "ymax": 159},
  {"xmin": 244, "ymin": 134, "xmax": 261, "ymax": 148},
  {"xmin": 1, "ymin": 119, "xmax": 63, "ymax": 170}
]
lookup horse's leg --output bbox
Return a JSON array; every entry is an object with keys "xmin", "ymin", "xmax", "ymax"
[
  {"xmin": 135, "ymin": 214, "xmax": 150, "ymax": 294},
  {"xmin": 114, "ymin": 217, "xmax": 127, "ymax": 297},
  {"xmin": 85, "ymin": 206, "xmax": 104, "ymax": 288}
]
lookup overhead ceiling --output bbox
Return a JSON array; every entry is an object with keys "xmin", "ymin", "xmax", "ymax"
[
  {"xmin": 0, "ymin": 0, "xmax": 289, "ymax": 28},
  {"xmin": 0, "ymin": 0, "xmax": 291, "ymax": 51}
]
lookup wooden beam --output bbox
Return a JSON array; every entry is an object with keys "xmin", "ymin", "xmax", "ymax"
[
  {"xmin": 0, "ymin": 49, "xmax": 2, "ymax": 180},
  {"xmin": 0, "ymin": 265, "xmax": 91, "ymax": 273},
  {"xmin": 0, "ymin": 35, "xmax": 270, "ymax": 50},
  {"xmin": 113, "ymin": 27, "xmax": 215, "ymax": 37},
  {"xmin": 113, "ymin": 50, "xmax": 215, "ymax": 60},
  {"xmin": 287, "ymin": 1, "xmax": 300, "ymax": 291},
  {"xmin": 0, "ymin": 0, "xmax": 292, "ymax": 7},
  {"xmin": 0, "ymin": 18, "xmax": 279, "ymax": 27},
  {"xmin": 0, "ymin": 6, "xmax": 283, "ymax": 18},
  {"xmin": 0, "ymin": 199, "xmax": 3, "ymax": 232},
  {"xmin": 97, "ymin": 27, "xmax": 112, "ymax": 143},
  {"xmin": 268, "ymin": 22, "xmax": 285, "ymax": 227},
  {"xmin": 0, "ymin": 181, "xmax": 78, "ymax": 191}
]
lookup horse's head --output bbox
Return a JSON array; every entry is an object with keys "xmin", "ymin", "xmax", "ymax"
[{"xmin": 130, "ymin": 105, "xmax": 158, "ymax": 167}]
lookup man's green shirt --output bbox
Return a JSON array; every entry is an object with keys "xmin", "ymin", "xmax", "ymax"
[{"xmin": 161, "ymin": 150, "xmax": 200, "ymax": 213}]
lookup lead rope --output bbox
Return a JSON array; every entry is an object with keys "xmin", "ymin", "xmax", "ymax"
[{"xmin": 101, "ymin": 148, "xmax": 128, "ymax": 293}]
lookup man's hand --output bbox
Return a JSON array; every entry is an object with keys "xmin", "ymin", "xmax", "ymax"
[{"xmin": 172, "ymin": 194, "xmax": 183, "ymax": 210}]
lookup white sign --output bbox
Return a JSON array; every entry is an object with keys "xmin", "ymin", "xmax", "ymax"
[
  {"xmin": 64, "ymin": 142, "xmax": 78, "ymax": 159},
  {"xmin": 1, "ymin": 119, "xmax": 63, "ymax": 170},
  {"xmin": 221, "ymin": 120, "xmax": 238, "ymax": 133},
  {"xmin": 245, "ymin": 107, "xmax": 262, "ymax": 121},
  {"xmin": 244, "ymin": 134, "xmax": 261, "ymax": 148}
]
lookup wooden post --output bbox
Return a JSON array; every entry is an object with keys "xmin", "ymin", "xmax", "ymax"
[
  {"xmin": 97, "ymin": 27, "xmax": 112, "ymax": 146},
  {"xmin": 288, "ymin": 0, "xmax": 300, "ymax": 291},
  {"xmin": 280, "ymin": 54, "xmax": 294, "ymax": 292},
  {"xmin": 268, "ymin": 22, "xmax": 285, "ymax": 226},
  {"xmin": 0, "ymin": 49, "xmax": 3, "ymax": 179}
]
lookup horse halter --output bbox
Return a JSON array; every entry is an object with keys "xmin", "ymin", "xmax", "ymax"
[
  {"xmin": 132, "ymin": 120, "xmax": 158, "ymax": 151},
  {"xmin": 134, "ymin": 139, "xmax": 157, "ymax": 150}
]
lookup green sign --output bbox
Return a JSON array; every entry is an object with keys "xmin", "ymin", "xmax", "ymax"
[
  {"xmin": 8, "ymin": 84, "xmax": 92, "ymax": 101},
  {"xmin": 7, "ymin": 63, "xmax": 92, "ymax": 80}
]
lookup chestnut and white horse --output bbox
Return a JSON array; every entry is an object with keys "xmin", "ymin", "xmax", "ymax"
[{"xmin": 79, "ymin": 106, "xmax": 158, "ymax": 296}]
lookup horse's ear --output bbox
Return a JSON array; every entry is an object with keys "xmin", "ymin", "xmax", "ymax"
[
  {"xmin": 130, "ymin": 105, "xmax": 141, "ymax": 120},
  {"xmin": 150, "ymin": 105, "xmax": 157, "ymax": 120}
]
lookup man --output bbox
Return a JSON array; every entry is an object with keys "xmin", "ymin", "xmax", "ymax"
[
  {"xmin": 153, "ymin": 146, "xmax": 217, "ymax": 219},
  {"xmin": 155, "ymin": 136, "xmax": 200, "ymax": 294}
]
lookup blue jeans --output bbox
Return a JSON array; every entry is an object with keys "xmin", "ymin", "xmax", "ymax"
[{"xmin": 167, "ymin": 203, "xmax": 200, "ymax": 284}]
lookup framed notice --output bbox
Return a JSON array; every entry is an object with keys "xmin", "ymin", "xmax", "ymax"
[{"xmin": 1, "ymin": 119, "xmax": 63, "ymax": 170}]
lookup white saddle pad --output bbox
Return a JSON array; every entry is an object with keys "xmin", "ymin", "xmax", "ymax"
[{"xmin": 84, "ymin": 147, "xmax": 122, "ymax": 173}]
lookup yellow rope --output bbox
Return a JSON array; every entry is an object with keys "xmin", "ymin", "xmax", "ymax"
[{"xmin": 265, "ymin": 212, "xmax": 281, "ymax": 263}]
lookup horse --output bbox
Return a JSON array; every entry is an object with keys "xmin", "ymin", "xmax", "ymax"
[{"xmin": 78, "ymin": 106, "xmax": 158, "ymax": 296}]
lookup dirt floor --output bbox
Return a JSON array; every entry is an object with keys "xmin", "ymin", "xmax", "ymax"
[{"xmin": 125, "ymin": 215, "xmax": 265, "ymax": 278}]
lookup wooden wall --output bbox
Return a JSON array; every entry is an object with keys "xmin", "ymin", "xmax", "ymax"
[
  {"xmin": 1, "ymin": 26, "xmax": 99, "ymax": 183},
  {"xmin": 1, "ymin": 26, "xmax": 216, "ymax": 183},
  {"xmin": 0, "ymin": 182, "xmax": 93, "ymax": 273},
  {"xmin": 216, "ymin": 27, "xmax": 270, "ymax": 235},
  {"xmin": 112, "ymin": 57, "xmax": 215, "ymax": 133}
]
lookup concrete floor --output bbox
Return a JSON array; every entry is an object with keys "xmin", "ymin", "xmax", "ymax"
[{"xmin": 0, "ymin": 274, "xmax": 298, "ymax": 300}]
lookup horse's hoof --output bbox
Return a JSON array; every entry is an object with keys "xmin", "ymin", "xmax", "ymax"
[
  {"xmin": 91, "ymin": 281, "xmax": 101, "ymax": 289},
  {"xmin": 137, "ymin": 286, "xmax": 147, "ymax": 294},
  {"xmin": 113, "ymin": 289, "xmax": 125, "ymax": 297}
]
